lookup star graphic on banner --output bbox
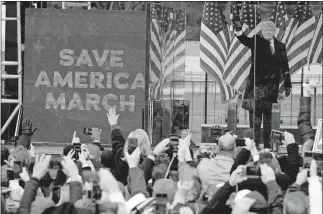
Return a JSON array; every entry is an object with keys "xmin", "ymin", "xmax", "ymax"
[
  {"xmin": 32, "ymin": 39, "xmax": 45, "ymax": 56},
  {"xmin": 56, "ymin": 24, "xmax": 71, "ymax": 44}
]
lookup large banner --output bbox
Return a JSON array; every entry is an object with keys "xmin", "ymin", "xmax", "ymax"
[{"xmin": 24, "ymin": 9, "xmax": 147, "ymax": 144}]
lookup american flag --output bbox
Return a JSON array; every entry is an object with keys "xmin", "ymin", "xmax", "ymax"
[
  {"xmin": 287, "ymin": 2, "xmax": 316, "ymax": 72},
  {"xmin": 279, "ymin": 2, "xmax": 316, "ymax": 94},
  {"xmin": 149, "ymin": 4, "xmax": 186, "ymax": 100},
  {"xmin": 162, "ymin": 9, "xmax": 186, "ymax": 100},
  {"xmin": 223, "ymin": 2, "xmax": 262, "ymax": 93},
  {"xmin": 307, "ymin": 7, "xmax": 322, "ymax": 65},
  {"xmin": 149, "ymin": 4, "xmax": 163, "ymax": 100},
  {"xmin": 270, "ymin": 2, "xmax": 288, "ymax": 41},
  {"xmin": 200, "ymin": 2, "xmax": 234, "ymax": 102}
]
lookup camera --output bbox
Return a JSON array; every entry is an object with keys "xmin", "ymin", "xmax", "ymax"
[
  {"xmin": 73, "ymin": 143, "xmax": 81, "ymax": 160},
  {"xmin": 169, "ymin": 135, "xmax": 180, "ymax": 153},
  {"xmin": 236, "ymin": 138, "xmax": 246, "ymax": 147},
  {"xmin": 84, "ymin": 127, "xmax": 92, "ymax": 135},
  {"xmin": 270, "ymin": 130, "xmax": 284, "ymax": 153}
]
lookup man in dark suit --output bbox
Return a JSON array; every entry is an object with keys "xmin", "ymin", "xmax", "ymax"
[{"xmin": 233, "ymin": 17, "xmax": 292, "ymax": 148}]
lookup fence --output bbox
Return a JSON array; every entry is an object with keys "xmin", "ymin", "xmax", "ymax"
[{"xmin": 171, "ymin": 79, "xmax": 322, "ymax": 144}]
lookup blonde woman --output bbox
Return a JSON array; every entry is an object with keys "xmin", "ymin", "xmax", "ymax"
[{"xmin": 107, "ymin": 108, "xmax": 153, "ymax": 185}]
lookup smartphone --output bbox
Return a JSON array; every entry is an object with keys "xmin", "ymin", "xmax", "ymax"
[
  {"xmin": 84, "ymin": 127, "xmax": 92, "ymax": 135},
  {"xmin": 52, "ymin": 186, "xmax": 61, "ymax": 204},
  {"xmin": 236, "ymin": 138, "xmax": 246, "ymax": 147},
  {"xmin": 73, "ymin": 143, "xmax": 81, "ymax": 160},
  {"xmin": 155, "ymin": 193, "xmax": 167, "ymax": 214},
  {"xmin": 246, "ymin": 166, "xmax": 260, "ymax": 178}
]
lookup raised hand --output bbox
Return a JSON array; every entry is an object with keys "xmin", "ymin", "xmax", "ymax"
[
  {"xmin": 244, "ymin": 138, "xmax": 254, "ymax": 151},
  {"xmin": 21, "ymin": 117, "xmax": 37, "ymax": 136},
  {"xmin": 19, "ymin": 167, "xmax": 30, "ymax": 183},
  {"xmin": 153, "ymin": 138, "xmax": 170, "ymax": 156},
  {"xmin": 32, "ymin": 154, "xmax": 51, "ymax": 180},
  {"xmin": 282, "ymin": 131, "xmax": 295, "ymax": 146},
  {"xmin": 91, "ymin": 127, "xmax": 102, "ymax": 142},
  {"xmin": 229, "ymin": 165, "xmax": 248, "ymax": 186},
  {"xmin": 61, "ymin": 156, "xmax": 79, "ymax": 180},
  {"xmin": 303, "ymin": 79, "xmax": 322, "ymax": 97},
  {"xmin": 107, "ymin": 108, "xmax": 119, "ymax": 126},
  {"xmin": 4, "ymin": 156, "xmax": 16, "ymax": 171},
  {"xmin": 295, "ymin": 169, "xmax": 308, "ymax": 186},
  {"xmin": 71, "ymin": 131, "xmax": 80, "ymax": 144},
  {"xmin": 260, "ymin": 164, "xmax": 276, "ymax": 184},
  {"xmin": 124, "ymin": 147, "xmax": 141, "ymax": 169},
  {"xmin": 232, "ymin": 16, "xmax": 242, "ymax": 31}
]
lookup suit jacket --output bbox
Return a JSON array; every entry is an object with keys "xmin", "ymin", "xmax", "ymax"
[{"xmin": 236, "ymin": 34, "xmax": 291, "ymax": 105}]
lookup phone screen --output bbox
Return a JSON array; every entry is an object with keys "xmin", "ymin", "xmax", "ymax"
[{"xmin": 246, "ymin": 166, "xmax": 260, "ymax": 178}]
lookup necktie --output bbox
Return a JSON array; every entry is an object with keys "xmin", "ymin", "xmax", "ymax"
[{"xmin": 270, "ymin": 44, "xmax": 275, "ymax": 54}]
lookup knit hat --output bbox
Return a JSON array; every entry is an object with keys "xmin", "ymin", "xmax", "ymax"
[
  {"xmin": 87, "ymin": 144, "xmax": 101, "ymax": 161},
  {"xmin": 153, "ymin": 179, "xmax": 177, "ymax": 203}
]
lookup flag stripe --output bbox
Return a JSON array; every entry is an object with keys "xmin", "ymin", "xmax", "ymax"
[{"xmin": 308, "ymin": 11, "xmax": 322, "ymax": 64}]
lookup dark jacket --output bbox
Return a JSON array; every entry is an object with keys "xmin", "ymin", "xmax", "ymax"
[
  {"xmin": 110, "ymin": 125, "xmax": 155, "ymax": 185},
  {"xmin": 236, "ymin": 34, "xmax": 291, "ymax": 105},
  {"xmin": 277, "ymin": 143, "xmax": 303, "ymax": 183},
  {"xmin": 298, "ymin": 97, "xmax": 315, "ymax": 144},
  {"xmin": 200, "ymin": 182, "xmax": 234, "ymax": 214},
  {"xmin": 110, "ymin": 125, "xmax": 129, "ymax": 185}
]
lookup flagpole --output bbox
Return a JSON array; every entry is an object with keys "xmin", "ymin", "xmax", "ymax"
[
  {"xmin": 301, "ymin": 67, "xmax": 304, "ymax": 97},
  {"xmin": 253, "ymin": 2, "xmax": 257, "ymax": 142},
  {"xmin": 205, "ymin": 73, "xmax": 208, "ymax": 124}
]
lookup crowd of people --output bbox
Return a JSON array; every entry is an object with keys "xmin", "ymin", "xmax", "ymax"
[{"xmin": 1, "ymin": 80, "xmax": 322, "ymax": 214}]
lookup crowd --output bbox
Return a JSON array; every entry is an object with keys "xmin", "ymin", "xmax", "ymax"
[{"xmin": 1, "ymin": 80, "xmax": 322, "ymax": 214}]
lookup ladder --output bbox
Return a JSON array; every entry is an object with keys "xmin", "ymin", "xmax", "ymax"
[
  {"xmin": 0, "ymin": 2, "xmax": 23, "ymax": 137},
  {"xmin": 62, "ymin": 1, "xmax": 91, "ymax": 9}
]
